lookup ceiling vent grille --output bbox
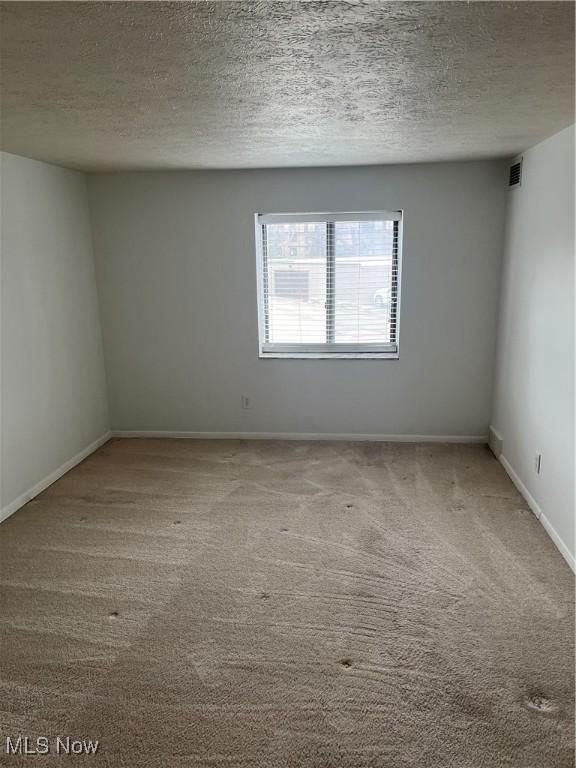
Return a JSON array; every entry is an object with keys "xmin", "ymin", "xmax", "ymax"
[{"xmin": 508, "ymin": 158, "xmax": 523, "ymax": 189}]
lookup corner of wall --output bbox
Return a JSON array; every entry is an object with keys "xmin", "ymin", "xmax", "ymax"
[{"xmin": 84, "ymin": 171, "xmax": 113, "ymax": 432}]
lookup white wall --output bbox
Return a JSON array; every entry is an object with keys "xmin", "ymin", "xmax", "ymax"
[
  {"xmin": 492, "ymin": 125, "xmax": 575, "ymax": 567},
  {"xmin": 1, "ymin": 152, "xmax": 109, "ymax": 515},
  {"xmin": 89, "ymin": 161, "xmax": 507, "ymax": 438}
]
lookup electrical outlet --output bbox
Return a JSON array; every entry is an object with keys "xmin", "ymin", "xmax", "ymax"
[
  {"xmin": 534, "ymin": 452, "xmax": 542, "ymax": 475},
  {"xmin": 241, "ymin": 395, "xmax": 253, "ymax": 410}
]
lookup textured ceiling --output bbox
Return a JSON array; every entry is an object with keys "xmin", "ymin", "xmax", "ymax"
[{"xmin": 0, "ymin": 1, "xmax": 574, "ymax": 171}]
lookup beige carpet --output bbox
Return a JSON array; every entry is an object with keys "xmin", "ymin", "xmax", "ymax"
[{"xmin": 0, "ymin": 439, "xmax": 573, "ymax": 767}]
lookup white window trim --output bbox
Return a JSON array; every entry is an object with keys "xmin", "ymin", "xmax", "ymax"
[
  {"xmin": 259, "ymin": 211, "xmax": 402, "ymax": 224},
  {"xmin": 255, "ymin": 211, "xmax": 403, "ymax": 360}
]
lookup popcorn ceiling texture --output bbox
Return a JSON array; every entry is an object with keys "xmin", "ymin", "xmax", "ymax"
[
  {"xmin": 0, "ymin": 439, "xmax": 574, "ymax": 767},
  {"xmin": 0, "ymin": 1, "xmax": 574, "ymax": 171}
]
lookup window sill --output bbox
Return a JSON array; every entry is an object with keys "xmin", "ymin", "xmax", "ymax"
[{"xmin": 259, "ymin": 352, "xmax": 400, "ymax": 360}]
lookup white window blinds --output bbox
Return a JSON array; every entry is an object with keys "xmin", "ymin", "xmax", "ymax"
[{"xmin": 256, "ymin": 211, "xmax": 402, "ymax": 358}]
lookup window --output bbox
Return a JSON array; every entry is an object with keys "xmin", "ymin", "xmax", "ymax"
[{"xmin": 255, "ymin": 211, "xmax": 402, "ymax": 358}]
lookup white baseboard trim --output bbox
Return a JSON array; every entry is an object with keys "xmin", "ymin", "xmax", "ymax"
[
  {"xmin": 0, "ymin": 431, "xmax": 112, "ymax": 525},
  {"xmin": 499, "ymin": 455, "xmax": 542, "ymax": 520},
  {"xmin": 499, "ymin": 454, "xmax": 575, "ymax": 573},
  {"xmin": 111, "ymin": 430, "xmax": 488, "ymax": 443}
]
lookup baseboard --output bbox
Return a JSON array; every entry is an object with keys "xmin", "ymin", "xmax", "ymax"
[
  {"xmin": 112, "ymin": 430, "xmax": 488, "ymax": 443},
  {"xmin": 499, "ymin": 455, "xmax": 542, "ymax": 520},
  {"xmin": 499, "ymin": 454, "xmax": 575, "ymax": 573},
  {"xmin": 0, "ymin": 431, "xmax": 112, "ymax": 525},
  {"xmin": 538, "ymin": 511, "xmax": 576, "ymax": 574}
]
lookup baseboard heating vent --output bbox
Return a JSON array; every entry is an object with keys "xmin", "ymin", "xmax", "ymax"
[
  {"xmin": 508, "ymin": 157, "xmax": 523, "ymax": 189},
  {"xmin": 488, "ymin": 426, "xmax": 503, "ymax": 458}
]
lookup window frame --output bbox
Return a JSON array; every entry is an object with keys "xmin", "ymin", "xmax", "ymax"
[{"xmin": 255, "ymin": 210, "xmax": 403, "ymax": 360}]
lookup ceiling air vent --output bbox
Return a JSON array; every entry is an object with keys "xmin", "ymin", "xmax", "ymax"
[{"xmin": 508, "ymin": 157, "xmax": 523, "ymax": 189}]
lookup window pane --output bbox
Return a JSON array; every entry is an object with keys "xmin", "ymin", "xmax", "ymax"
[
  {"xmin": 264, "ymin": 222, "xmax": 326, "ymax": 344},
  {"xmin": 333, "ymin": 220, "xmax": 395, "ymax": 344}
]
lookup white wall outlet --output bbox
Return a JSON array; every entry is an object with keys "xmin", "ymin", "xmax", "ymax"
[
  {"xmin": 534, "ymin": 452, "xmax": 542, "ymax": 474},
  {"xmin": 241, "ymin": 395, "xmax": 253, "ymax": 410}
]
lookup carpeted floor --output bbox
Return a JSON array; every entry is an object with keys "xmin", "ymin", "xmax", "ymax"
[{"xmin": 0, "ymin": 438, "xmax": 573, "ymax": 767}]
